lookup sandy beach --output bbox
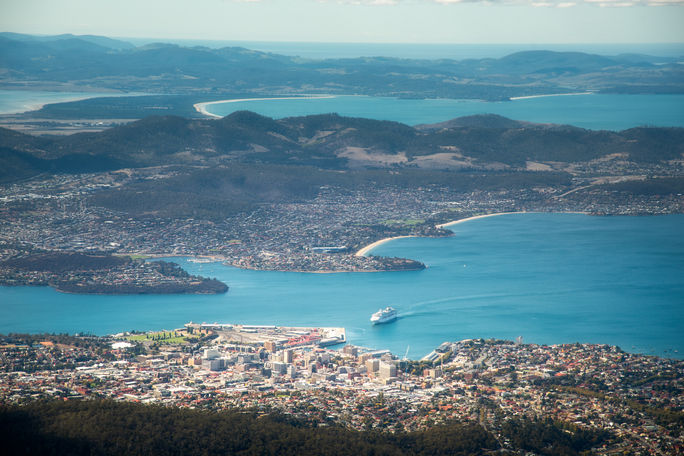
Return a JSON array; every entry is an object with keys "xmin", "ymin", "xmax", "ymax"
[
  {"xmin": 354, "ymin": 235, "xmax": 418, "ymax": 257},
  {"xmin": 509, "ymin": 92, "xmax": 593, "ymax": 101},
  {"xmin": 0, "ymin": 90, "xmax": 122, "ymax": 115},
  {"xmin": 435, "ymin": 211, "xmax": 528, "ymax": 228},
  {"xmin": 193, "ymin": 95, "xmax": 336, "ymax": 118},
  {"xmin": 356, "ymin": 212, "xmax": 526, "ymax": 256}
]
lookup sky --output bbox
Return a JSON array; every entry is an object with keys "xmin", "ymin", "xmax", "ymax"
[{"xmin": 2, "ymin": 0, "xmax": 684, "ymax": 44}]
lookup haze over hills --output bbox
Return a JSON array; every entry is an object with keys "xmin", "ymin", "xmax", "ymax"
[{"xmin": 1, "ymin": 32, "xmax": 683, "ymax": 100}]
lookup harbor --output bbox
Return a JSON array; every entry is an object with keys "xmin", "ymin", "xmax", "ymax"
[{"xmin": 184, "ymin": 322, "xmax": 346, "ymax": 349}]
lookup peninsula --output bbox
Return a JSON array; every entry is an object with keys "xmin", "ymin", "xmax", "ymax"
[
  {"xmin": 0, "ymin": 112, "xmax": 682, "ymax": 278},
  {"xmin": 0, "ymin": 248, "xmax": 228, "ymax": 295}
]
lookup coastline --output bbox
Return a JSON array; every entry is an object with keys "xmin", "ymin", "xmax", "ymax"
[
  {"xmin": 0, "ymin": 89, "xmax": 124, "ymax": 115},
  {"xmin": 355, "ymin": 211, "xmax": 590, "ymax": 257},
  {"xmin": 435, "ymin": 211, "xmax": 528, "ymax": 229},
  {"xmin": 354, "ymin": 235, "xmax": 418, "ymax": 257},
  {"xmin": 193, "ymin": 95, "xmax": 337, "ymax": 118},
  {"xmin": 509, "ymin": 91, "xmax": 594, "ymax": 101}
]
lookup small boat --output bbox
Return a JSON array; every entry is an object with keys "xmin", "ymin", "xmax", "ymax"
[{"xmin": 370, "ymin": 306, "xmax": 398, "ymax": 325}]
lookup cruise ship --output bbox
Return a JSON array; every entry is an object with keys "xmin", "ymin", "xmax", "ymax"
[{"xmin": 370, "ymin": 306, "xmax": 398, "ymax": 325}]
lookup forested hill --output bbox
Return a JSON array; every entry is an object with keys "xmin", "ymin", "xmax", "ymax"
[
  {"xmin": 1, "ymin": 112, "xmax": 683, "ymax": 183},
  {"xmin": 0, "ymin": 400, "xmax": 610, "ymax": 456},
  {"xmin": 2, "ymin": 32, "xmax": 683, "ymax": 99}
]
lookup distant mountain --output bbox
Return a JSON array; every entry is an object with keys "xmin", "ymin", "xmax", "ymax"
[
  {"xmin": 0, "ymin": 32, "xmax": 135, "ymax": 50},
  {"xmin": 2, "ymin": 112, "xmax": 683, "ymax": 184},
  {"xmin": 490, "ymin": 50, "xmax": 617, "ymax": 75},
  {"xmin": 1, "ymin": 33, "xmax": 682, "ymax": 99}
]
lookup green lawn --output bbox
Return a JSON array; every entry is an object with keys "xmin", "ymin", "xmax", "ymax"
[
  {"xmin": 126, "ymin": 331, "xmax": 189, "ymax": 344},
  {"xmin": 382, "ymin": 219, "xmax": 425, "ymax": 226}
]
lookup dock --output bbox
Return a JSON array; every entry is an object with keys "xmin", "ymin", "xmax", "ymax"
[{"xmin": 184, "ymin": 322, "xmax": 346, "ymax": 350}]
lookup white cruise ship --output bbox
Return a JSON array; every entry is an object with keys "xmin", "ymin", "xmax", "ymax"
[{"xmin": 370, "ymin": 306, "xmax": 398, "ymax": 325}]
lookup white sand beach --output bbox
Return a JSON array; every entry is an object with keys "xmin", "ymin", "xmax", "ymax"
[
  {"xmin": 193, "ymin": 95, "xmax": 336, "ymax": 118},
  {"xmin": 435, "ymin": 212, "xmax": 527, "ymax": 229},
  {"xmin": 509, "ymin": 92, "xmax": 593, "ymax": 101},
  {"xmin": 354, "ymin": 235, "xmax": 417, "ymax": 257}
]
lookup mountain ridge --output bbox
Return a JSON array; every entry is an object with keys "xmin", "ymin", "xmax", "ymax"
[
  {"xmin": 1, "ymin": 112, "xmax": 683, "ymax": 184},
  {"xmin": 2, "ymin": 33, "xmax": 682, "ymax": 100}
]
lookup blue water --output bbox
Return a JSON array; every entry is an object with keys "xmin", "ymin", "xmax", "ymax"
[
  {"xmin": 2, "ymin": 214, "xmax": 683, "ymax": 359},
  {"xmin": 0, "ymin": 89, "xmax": 123, "ymax": 115},
  {"xmin": 205, "ymin": 94, "xmax": 684, "ymax": 131}
]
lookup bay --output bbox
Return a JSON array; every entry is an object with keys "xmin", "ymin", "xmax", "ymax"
[
  {"xmin": 0, "ymin": 89, "xmax": 122, "ymax": 115},
  {"xmin": 2, "ymin": 213, "xmax": 683, "ymax": 359},
  {"xmin": 204, "ymin": 94, "xmax": 684, "ymax": 131}
]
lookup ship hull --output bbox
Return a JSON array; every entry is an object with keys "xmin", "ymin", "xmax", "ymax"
[
  {"xmin": 371, "ymin": 315, "xmax": 397, "ymax": 325},
  {"xmin": 370, "ymin": 307, "xmax": 398, "ymax": 325}
]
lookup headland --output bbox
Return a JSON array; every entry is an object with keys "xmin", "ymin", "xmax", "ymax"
[{"xmin": 193, "ymin": 95, "xmax": 336, "ymax": 118}]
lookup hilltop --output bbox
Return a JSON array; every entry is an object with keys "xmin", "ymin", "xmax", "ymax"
[
  {"xmin": 2, "ymin": 112, "xmax": 683, "ymax": 182},
  {"xmin": 2, "ymin": 33, "xmax": 682, "ymax": 100}
]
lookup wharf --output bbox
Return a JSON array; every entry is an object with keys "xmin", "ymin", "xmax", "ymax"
[{"xmin": 184, "ymin": 322, "xmax": 346, "ymax": 349}]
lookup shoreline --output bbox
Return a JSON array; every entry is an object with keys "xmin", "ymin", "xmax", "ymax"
[
  {"xmin": 354, "ymin": 235, "xmax": 418, "ymax": 257},
  {"xmin": 193, "ymin": 95, "xmax": 337, "ymax": 118},
  {"xmin": 509, "ymin": 91, "xmax": 594, "ymax": 101},
  {"xmin": 356, "ymin": 211, "xmax": 590, "ymax": 257},
  {"xmin": 354, "ymin": 214, "xmax": 522, "ymax": 257},
  {"xmin": 0, "ymin": 89, "xmax": 126, "ymax": 115},
  {"xmin": 435, "ymin": 211, "xmax": 526, "ymax": 229}
]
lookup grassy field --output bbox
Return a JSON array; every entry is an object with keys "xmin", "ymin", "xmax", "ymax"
[
  {"xmin": 126, "ymin": 331, "xmax": 190, "ymax": 344},
  {"xmin": 382, "ymin": 219, "xmax": 425, "ymax": 226}
]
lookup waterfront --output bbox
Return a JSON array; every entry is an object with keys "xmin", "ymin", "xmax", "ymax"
[
  {"xmin": 202, "ymin": 93, "xmax": 684, "ymax": 131},
  {"xmin": 0, "ymin": 89, "xmax": 121, "ymax": 114},
  {"xmin": 2, "ymin": 213, "xmax": 683, "ymax": 359}
]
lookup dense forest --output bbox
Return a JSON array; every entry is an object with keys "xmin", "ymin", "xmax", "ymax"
[
  {"xmin": 0, "ymin": 251, "xmax": 229, "ymax": 294},
  {"xmin": 1, "ymin": 251, "xmax": 130, "ymax": 272},
  {"xmin": 3, "ymin": 111, "xmax": 683, "ymax": 183},
  {"xmin": 0, "ymin": 400, "xmax": 612, "ymax": 456},
  {"xmin": 4, "ymin": 112, "xmax": 684, "ymax": 174}
]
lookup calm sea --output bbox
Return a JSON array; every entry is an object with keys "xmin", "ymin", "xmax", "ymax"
[
  {"xmin": 204, "ymin": 94, "xmax": 684, "ymax": 131},
  {"xmin": 2, "ymin": 214, "xmax": 683, "ymax": 359},
  {"xmin": 2, "ymin": 83, "xmax": 683, "ymax": 359},
  {"xmin": 0, "ymin": 90, "xmax": 122, "ymax": 115}
]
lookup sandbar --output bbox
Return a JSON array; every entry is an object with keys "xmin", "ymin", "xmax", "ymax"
[
  {"xmin": 509, "ymin": 92, "xmax": 593, "ymax": 101},
  {"xmin": 193, "ymin": 95, "xmax": 336, "ymax": 118}
]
